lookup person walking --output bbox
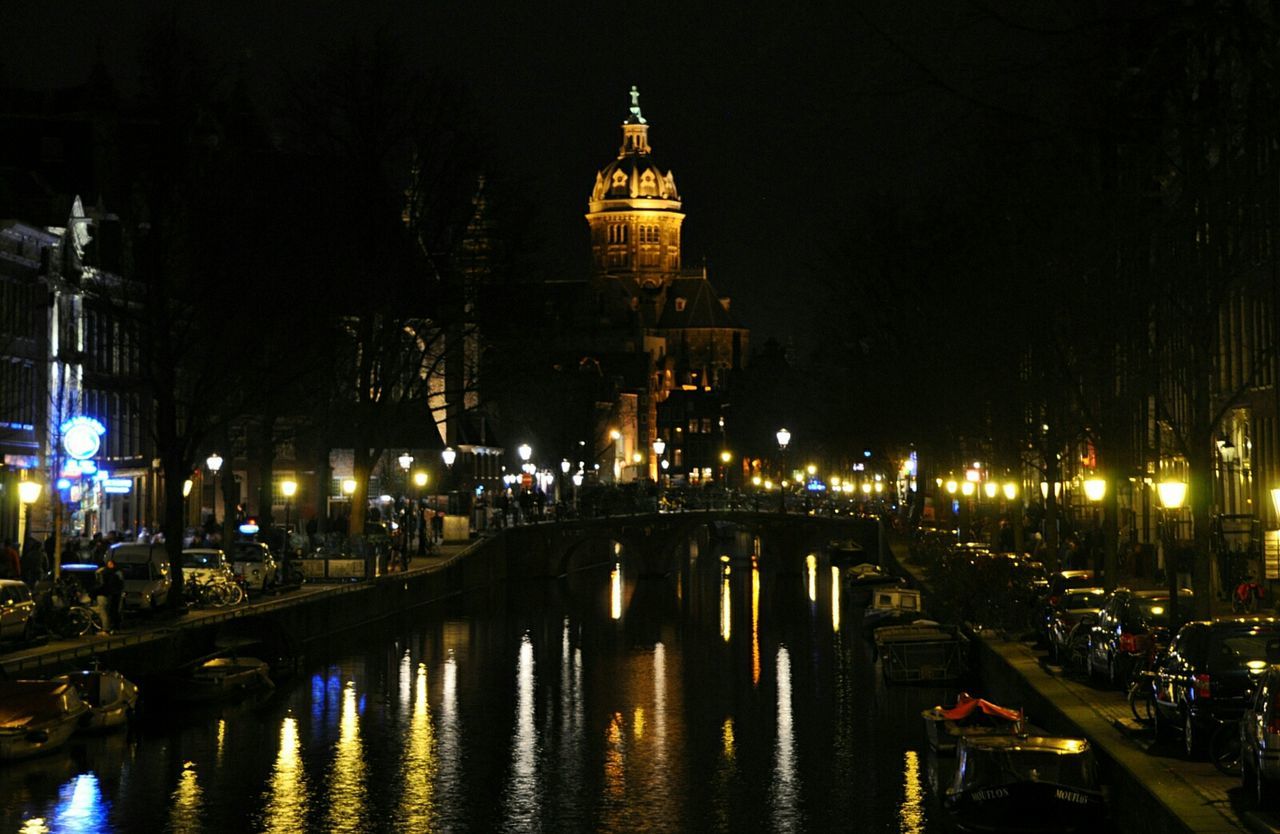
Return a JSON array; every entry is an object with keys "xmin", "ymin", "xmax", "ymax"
[
  {"xmin": 1, "ymin": 540, "xmax": 19, "ymax": 580},
  {"xmin": 100, "ymin": 560, "xmax": 125, "ymax": 634}
]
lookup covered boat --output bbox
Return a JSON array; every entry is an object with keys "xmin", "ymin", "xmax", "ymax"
[
  {"xmin": 945, "ymin": 735, "xmax": 1105, "ymax": 833},
  {"xmin": 55, "ymin": 670, "xmax": 139, "ymax": 732},
  {"xmin": 0, "ymin": 680, "xmax": 90, "ymax": 761},
  {"xmin": 826, "ymin": 539, "xmax": 866, "ymax": 568},
  {"xmin": 876, "ymin": 621, "xmax": 968, "ymax": 684},
  {"xmin": 172, "ymin": 656, "xmax": 274, "ymax": 703},
  {"xmin": 922, "ymin": 692, "xmax": 1024, "ymax": 752}
]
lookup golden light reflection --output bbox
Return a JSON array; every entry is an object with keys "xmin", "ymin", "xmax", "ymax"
[
  {"xmin": 261, "ymin": 716, "xmax": 308, "ymax": 833},
  {"xmin": 603, "ymin": 712, "xmax": 625, "ymax": 802},
  {"xmin": 752, "ymin": 557, "xmax": 761, "ymax": 687},
  {"xmin": 806, "ymin": 554, "xmax": 817, "ymax": 602},
  {"xmin": 633, "ymin": 707, "xmax": 645, "ymax": 740},
  {"xmin": 831, "ymin": 566, "xmax": 841, "ymax": 632},
  {"xmin": 654, "ymin": 642, "xmax": 667, "ymax": 767},
  {"xmin": 216, "ymin": 718, "xmax": 226, "ymax": 767},
  {"xmin": 326, "ymin": 682, "xmax": 366, "ymax": 833},
  {"xmin": 169, "ymin": 762, "xmax": 202, "ymax": 834},
  {"xmin": 722, "ymin": 718, "xmax": 736, "ymax": 760},
  {"xmin": 900, "ymin": 750, "xmax": 925, "ymax": 834},
  {"xmin": 611, "ymin": 562, "xmax": 622, "ymax": 621},
  {"xmin": 396, "ymin": 663, "xmax": 437, "ymax": 830},
  {"xmin": 19, "ymin": 820, "xmax": 48, "ymax": 834},
  {"xmin": 720, "ymin": 567, "xmax": 732, "ymax": 642}
]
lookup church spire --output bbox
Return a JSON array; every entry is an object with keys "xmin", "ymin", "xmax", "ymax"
[{"xmin": 619, "ymin": 85, "xmax": 651, "ymax": 157}]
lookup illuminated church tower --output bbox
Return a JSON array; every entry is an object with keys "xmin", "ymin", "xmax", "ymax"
[{"xmin": 586, "ymin": 86, "xmax": 684, "ymax": 293}]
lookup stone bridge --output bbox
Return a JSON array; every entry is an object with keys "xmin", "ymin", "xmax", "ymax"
[{"xmin": 496, "ymin": 511, "xmax": 884, "ymax": 579}]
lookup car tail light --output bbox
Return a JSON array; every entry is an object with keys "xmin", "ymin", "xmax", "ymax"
[
  {"xmin": 1194, "ymin": 673, "xmax": 1212, "ymax": 700},
  {"xmin": 1048, "ymin": 595, "xmax": 1059, "ymax": 608},
  {"xmin": 1118, "ymin": 632, "xmax": 1148, "ymax": 655}
]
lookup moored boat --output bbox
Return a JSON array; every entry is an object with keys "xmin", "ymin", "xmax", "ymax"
[
  {"xmin": 922, "ymin": 692, "xmax": 1023, "ymax": 752},
  {"xmin": 0, "ymin": 680, "xmax": 90, "ymax": 761},
  {"xmin": 826, "ymin": 539, "xmax": 866, "ymax": 568},
  {"xmin": 171, "ymin": 656, "xmax": 274, "ymax": 703},
  {"xmin": 945, "ymin": 735, "xmax": 1105, "ymax": 833},
  {"xmin": 55, "ymin": 669, "xmax": 139, "ymax": 732},
  {"xmin": 864, "ymin": 587, "xmax": 925, "ymax": 630},
  {"xmin": 876, "ymin": 621, "xmax": 969, "ymax": 684}
]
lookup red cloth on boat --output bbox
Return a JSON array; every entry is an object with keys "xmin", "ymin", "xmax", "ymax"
[{"xmin": 937, "ymin": 692, "xmax": 1023, "ymax": 723}]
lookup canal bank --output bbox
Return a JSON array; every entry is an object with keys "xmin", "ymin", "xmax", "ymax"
[
  {"xmin": 883, "ymin": 538, "xmax": 1272, "ymax": 834},
  {"xmin": 0, "ymin": 536, "xmax": 501, "ymax": 681}
]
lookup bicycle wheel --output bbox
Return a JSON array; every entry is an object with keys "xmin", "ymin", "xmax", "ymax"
[
  {"xmin": 225, "ymin": 582, "xmax": 245, "ymax": 606},
  {"xmin": 207, "ymin": 583, "xmax": 232, "ymax": 607},
  {"xmin": 1211, "ymin": 722, "xmax": 1243, "ymax": 776},
  {"xmin": 65, "ymin": 607, "xmax": 93, "ymax": 637},
  {"xmin": 1129, "ymin": 681, "xmax": 1155, "ymax": 724}
]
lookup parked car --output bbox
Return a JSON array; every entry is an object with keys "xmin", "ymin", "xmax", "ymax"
[
  {"xmin": 110, "ymin": 543, "xmax": 172, "ymax": 610},
  {"xmin": 1087, "ymin": 588, "xmax": 1193, "ymax": 687},
  {"xmin": 0, "ymin": 580, "xmax": 35, "ymax": 641},
  {"xmin": 1240, "ymin": 659, "xmax": 1280, "ymax": 808},
  {"xmin": 180, "ymin": 548, "xmax": 236, "ymax": 585},
  {"xmin": 229, "ymin": 542, "xmax": 277, "ymax": 593},
  {"xmin": 1045, "ymin": 587, "xmax": 1107, "ymax": 665},
  {"xmin": 1153, "ymin": 616, "xmax": 1280, "ymax": 758},
  {"xmin": 1035, "ymin": 570, "xmax": 1097, "ymax": 642}
]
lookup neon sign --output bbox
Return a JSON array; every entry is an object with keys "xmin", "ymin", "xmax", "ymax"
[{"xmin": 61, "ymin": 417, "xmax": 106, "ymax": 461}]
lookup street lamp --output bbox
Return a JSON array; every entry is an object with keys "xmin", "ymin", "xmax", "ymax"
[
  {"xmin": 342, "ymin": 478, "xmax": 357, "ymax": 497},
  {"xmin": 281, "ymin": 479, "xmax": 298, "ymax": 551},
  {"xmin": 17, "ymin": 480, "xmax": 41, "ymax": 576},
  {"xmin": 775, "ymin": 428, "xmax": 791, "ymax": 512},
  {"xmin": 206, "ymin": 452, "xmax": 224, "ymax": 523},
  {"xmin": 1157, "ymin": 479, "xmax": 1189, "ymax": 623},
  {"xmin": 518, "ymin": 443, "xmax": 532, "ymax": 464},
  {"xmin": 441, "ymin": 447, "xmax": 457, "ymax": 469},
  {"xmin": 398, "ymin": 452, "xmax": 414, "ymax": 472}
]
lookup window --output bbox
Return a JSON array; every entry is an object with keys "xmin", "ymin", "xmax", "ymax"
[
  {"xmin": 701, "ymin": 418, "xmax": 712, "ymax": 433},
  {"xmin": 675, "ymin": 298, "xmax": 686, "ymax": 312},
  {"xmin": 688, "ymin": 419, "xmax": 699, "ymax": 433}
]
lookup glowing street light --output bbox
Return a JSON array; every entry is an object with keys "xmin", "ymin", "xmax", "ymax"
[
  {"xmin": 342, "ymin": 478, "xmax": 357, "ymax": 497},
  {"xmin": 1083, "ymin": 478, "xmax": 1107, "ymax": 503},
  {"xmin": 206, "ymin": 452, "xmax": 223, "ymax": 475},
  {"xmin": 398, "ymin": 452, "xmax": 414, "ymax": 472},
  {"xmin": 983, "ymin": 481, "xmax": 998, "ymax": 499},
  {"xmin": 1002, "ymin": 482, "xmax": 1019, "ymax": 501},
  {"xmin": 17, "ymin": 480, "xmax": 42, "ymax": 572},
  {"xmin": 518, "ymin": 443, "xmax": 533, "ymax": 463},
  {"xmin": 652, "ymin": 438, "xmax": 666, "ymax": 457},
  {"xmin": 775, "ymin": 428, "xmax": 791, "ymax": 450},
  {"xmin": 441, "ymin": 447, "xmax": 457, "ymax": 469},
  {"xmin": 1157, "ymin": 478, "xmax": 1189, "ymax": 621},
  {"xmin": 1157, "ymin": 480, "xmax": 1187, "ymax": 510},
  {"xmin": 413, "ymin": 471, "xmax": 428, "ymax": 488},
  {"xmin": 281, "ymin": 479, "xmax": 298, "ymax": 545}
]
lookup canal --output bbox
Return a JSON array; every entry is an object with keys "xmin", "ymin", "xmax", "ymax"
[{"xmin": 4, "ymin": 537, "xmax": 961, "ymax": 833}]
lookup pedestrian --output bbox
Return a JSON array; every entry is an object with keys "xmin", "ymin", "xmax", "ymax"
[
  {"xmin": 100, "ymin": 560, "xmax": 124, "ymax": 633},
  {"xmin": 432, "ymin": 510, "xmax": 444, "ymax": 544},
  {"xmin": 1, "ymin": 540, "xmax": 19, "ymax": 580}
]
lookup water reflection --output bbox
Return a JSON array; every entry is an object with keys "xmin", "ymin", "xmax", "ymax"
[
  {"xmin": 34, "ymin": 773, "xmax": 107, "ymax": 834},
  {"xmin": 831, "ymin": 566, "xmax": 841, "ymax": 633},
  {"xmin": 610, "ymin": 563, "xmax": 622, "ymax": 620},
  {"xmin": 502, "ymin": 633, "xmax": 541, "ymax": 829},
  {"xmin": 325, "ymin": 682, "xmax": 366, "ymax": 833},
  {"xmin": 900, "ymin": 750, "xmax": 925, "ymax": 834},
  {"xmin": 771, "ymin": 646, "xmax": 801, "ymax": 832},
  {"xmin": 169, "ymin": 762, "xmax": 202, "ymax": 834},
  {"xmin": 752, "ymin": 558, "xmax": 761, "ymax": 686},
  {"xmin": 395, "ymin": 663, "xmax": 437, "ymax": 830},
  {"xmin": 259, "ymin": 716, "xmax": 308, "ymax": 833},
  {"xmin": 806, "ymin": 554, "xmax": 817, "ymax": 602},
  {"xmin": 720, "ymin": 563, "xmax": 732, "ymax": 642}
]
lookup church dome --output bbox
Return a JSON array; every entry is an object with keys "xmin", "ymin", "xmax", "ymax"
[{"xmin": 588, "ymin": 87, "xmax": 680, "ymax": 207}]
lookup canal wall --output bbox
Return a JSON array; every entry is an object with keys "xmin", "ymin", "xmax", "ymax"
[{"xmin": 881, "ymin": 542, "xmax": 1196, "ymax": 834}]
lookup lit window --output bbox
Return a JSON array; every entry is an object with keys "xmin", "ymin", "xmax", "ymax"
[{"xmin": 675, "ymin": 298, "xmax": 686, "ymax": 312}]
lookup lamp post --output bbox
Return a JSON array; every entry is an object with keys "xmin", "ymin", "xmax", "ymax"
[
  {"xmin": 17, "ymin": 480, "xmax": 41, "ymax": 577},
  {"xmin": 281, "ymin": 479, "xmax": 297, "ymax": 553},
  {"xmin": 413, "ymin": 471, "xmax": 428, "ymax": 553},
  {"xmin": 1083, "ymin": 477, "xmax": 1107, "ymax": 579},
  {"xmin": 1158, "ymin": 479, "xmax": 1189, "ymax": 624},
  {"xmin": 652, "ymin": 439, "xmax": 666, "ymax": 488},
  {"xmin": 776, "ymin": 428, "xmax": 791, "ymax": 513},
  {"xmin": 206, "ymin": 452, "xmax": 224, "ymax": 524}
]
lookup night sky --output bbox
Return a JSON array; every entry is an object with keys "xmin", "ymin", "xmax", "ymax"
[{"xmin": 3, "ymin": 1, "xmax": 1073, "ymax": 349}]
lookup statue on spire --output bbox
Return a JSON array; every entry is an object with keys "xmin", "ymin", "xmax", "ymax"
[{"xmin": 627, "ymin": 85, "xmax": 646, "ymax": 124}]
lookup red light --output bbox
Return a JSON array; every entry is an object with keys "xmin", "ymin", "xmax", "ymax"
[
  {"xmin": 1118, "ymin": 633, "xmax": 1148, "ymax": 655},
  {"xmin": 1048, "ymin": 595, "xmax": 1059, "ymax": 608},
  {"xmin": 1194, "ymin": 673, "xmax": 1212, "ymax": 700}
]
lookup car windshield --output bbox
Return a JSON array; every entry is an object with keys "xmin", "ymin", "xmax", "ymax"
[
  {"xmin": 1208, "ymin": 630, "xmax": 1280, "ymax": 672},
  {"xmin": 182, "ymin": 552, "xmax": 222, "ymax": 569},
  {"xmin": 1132, "ymin": 596, "xmax": 1187, "ymax": 626},
  {"xmin": 234, "ymin": 548, "xmax": 264, "ymax": 563},
  {"xmin": 957, "ymin": 748, "xmax": 1096, "ymax": 792},
  {"xmin": 1062, "ymin": 591, "xmax": 1105, "ymax": 609},
  {"xmin": 119, "ymin": 563, "xmax": 153, "ymax": 581}
]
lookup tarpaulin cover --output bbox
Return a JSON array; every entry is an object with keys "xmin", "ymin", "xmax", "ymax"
[{"xmin": 938, "ymin": 692, "xmax": 1023, "ymax": 724}]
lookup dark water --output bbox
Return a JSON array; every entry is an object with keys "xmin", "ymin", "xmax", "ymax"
[{"xmin": 1, "ymin": 541, "xmax": 959, "ymax": 833}]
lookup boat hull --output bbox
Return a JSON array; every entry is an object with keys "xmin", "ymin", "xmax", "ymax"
[
  {"xmin": 0, "ymin": 713, "xmax": 82, "ymax": 761},
  {"xmin": 946, "ymin": 782, "xmax": 1105, "ymax": 833}
]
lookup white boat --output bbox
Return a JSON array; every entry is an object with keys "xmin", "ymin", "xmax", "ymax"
[
  {"xmin": 55, "ymin": 670, "xmax": 139, "ymax": 732},
  {"xmin": 864, "ymin": 587, "xmax": 925, "ymax": 629},
  {"xmin": 0, "ymin": 680, "xmax": 90, "ymax": 761}
]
